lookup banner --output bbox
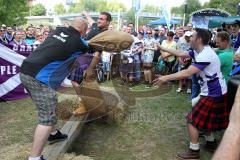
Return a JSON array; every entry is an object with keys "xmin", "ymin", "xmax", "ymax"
[
  {"xmin": 192, "ymin": 16, "xmax": 209, "ymax": 29},
  {"xmin": 0, "ymin": 43, "xmax": 38, "ymax": 101},
  {"xmin": 132, "ymin": 0, "xmax": 141, "ymax": 12},
  {"xmin": 162, "ymin": 1, "xmax": 171, "ymax": 30}
]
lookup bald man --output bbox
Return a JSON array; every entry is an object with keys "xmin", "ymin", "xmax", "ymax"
[{"xmin": 20, "ymin": 17, "xmax": 89, "ymax": 160}]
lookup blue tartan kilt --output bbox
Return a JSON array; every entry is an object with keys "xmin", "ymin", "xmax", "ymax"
[{"xmin": 68, "ymin": 54, "xmax": 92, "ymax": 83}]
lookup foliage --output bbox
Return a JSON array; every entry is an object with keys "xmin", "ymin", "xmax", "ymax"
[
  {"xmin": 171, "ymin": 0, "xmax": 202, "ymax": 24},
  {"xmin": 125, "ymin": 8, "xmax": 136, "ymax": 25},
  {"xmin": 205, "ymin": 0, "xmax": 239, "ymax": 15},
  {"xmin": 171, "ymin": 0, "xmax": 201, "ymax": 16},
  {"xmin": 141, "ymin": 4, "xmax": 162, "ymax": 13},
  {"xmin": 171, "ymin": 0, "xmax": 239, "ymax": 19},
  {"xmin": 30, "ymin": 3, "xmax": 46, "ymax": 16},
  {"xmin": 0, "ymin": 0, "xmax": 29, "ymax": 25},
  {"xmin": 54, "ymin": 3, "xmax": 66, "ymax": 15},
  {"xmin": 68, "ymin": 0, "xmax": 126, "ymax": 13}
]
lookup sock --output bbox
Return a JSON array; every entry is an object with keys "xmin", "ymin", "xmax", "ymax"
[
  {"xmin": 189, "ymin": 142, "xmax": 200, "ymax": 151},
  {"xmin": 51, "ymin": 130, "xmax": 58, "ymax": 135},
  {"xmin": 28, "ymin": 156, "xmax": 41, "ymax": 160},
  {"xmin": 205, "ymin": 132, "xmax": 215, "ymax": 142}
]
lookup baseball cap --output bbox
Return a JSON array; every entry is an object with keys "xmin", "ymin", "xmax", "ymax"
[{"xmin": 184, "ymin": 31, "xmax": 193, "ymax": 37}]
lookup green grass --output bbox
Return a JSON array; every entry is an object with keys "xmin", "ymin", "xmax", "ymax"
[
  {"xmin": 0, "ymin": 83, "xmax": 222, "ymax": 160},
  {"xmin": 69, "ymin": 84, "xmax": 216, "ymax": 160}
]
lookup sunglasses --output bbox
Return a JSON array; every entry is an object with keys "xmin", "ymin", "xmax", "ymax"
[{"xmin": 147, "ymin": 32, "xmax": 152, "ymax": 34}]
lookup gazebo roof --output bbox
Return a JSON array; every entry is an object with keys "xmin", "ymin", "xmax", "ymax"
[{"xmin": 191, "ymin": 8, "xmax": 231, "ymax": 17}]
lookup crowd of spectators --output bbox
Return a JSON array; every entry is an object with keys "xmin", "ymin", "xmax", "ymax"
[{"xmin": 0, "ymin": 24, "xmax": 51, "ymax": 46}]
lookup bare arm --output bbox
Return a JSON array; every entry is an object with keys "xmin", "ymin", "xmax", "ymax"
[
  {"xmin": 234, "ymin": 54, "xmax": 240, "ymax": 61},
  {"xmin": 153, "ymin": 65, "xmax": 201, "ymax": 86},
  {"xmin": 212, "ymin": 86, "xmax": 240, "ymax": 160},
  {"xmin": 158, "ymin": 44, "xmax": 190, "ymax": 57},
  {"xmin": 82, "ymin": 11, "xmax": 95, "ymax": 26}
]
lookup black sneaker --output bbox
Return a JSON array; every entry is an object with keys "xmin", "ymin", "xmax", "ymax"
[
  {"xmin": 198, "ymin": 131, "xmax": 205, "ymax": 138},
  {"xmin": 203, "ymin": 140, "xmax": 218, "ymax": 152},
  {"xmin": 40, "ymin": 155, "xmax": 46, "ymax": 160},
  {"xmin": 47, "ymin": 130, "xmax": 68, "ymax": 144}
]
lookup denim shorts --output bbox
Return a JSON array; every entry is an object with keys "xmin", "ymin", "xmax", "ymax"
[
  {"xmin": 20, "ymin": 73, "xmax": 57, "ymax": 126},
  {"xmin": 103, "ymin": 61, "xmax": 110, "ymax": 72}
]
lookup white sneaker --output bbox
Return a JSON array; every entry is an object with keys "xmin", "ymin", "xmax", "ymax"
[
  {"xmin": 187, "ymin": 89, "xmax": 191, "ymax": 94},
  {"xmin": 176, "ymin": 88, "xmax": 182, "ymax": 93}
]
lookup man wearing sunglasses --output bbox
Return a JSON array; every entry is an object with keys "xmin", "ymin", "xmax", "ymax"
[{"xmin": 0, "ymin": 27, "xmax": 8, "ymax": 44}]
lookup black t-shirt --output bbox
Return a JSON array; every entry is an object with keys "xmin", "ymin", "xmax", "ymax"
[
  {"xmin": 20, "ymin": 26, "xmax": 88, "ymax": 89},
  {"xmin": 85, "ymin": 23, "xmax": 107, "ymax": 40}
]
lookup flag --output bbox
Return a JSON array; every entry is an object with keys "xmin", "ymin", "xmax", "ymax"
[
  {"xmin": 0, "ymin": 43, "xmax": 36, "ymax": 101},
  {"xmin": 162, "ymin": 1, "xmax": 171, "ymax": 30}
]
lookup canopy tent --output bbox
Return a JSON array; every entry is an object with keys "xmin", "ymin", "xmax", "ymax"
[
  {"xmin": 148, "ymin": 18, "xmax": 182, "ymax": 26},
  {"xmin": 208, "ymin": 16, "xmax": 240, "ymax": 28},
  {"xmin": 190, "ymin": 8, "xmax": 231, "ymax": 29},
  {"xmin": 190, "ymin": 8, "xmax": 231, "ymax": 17}
]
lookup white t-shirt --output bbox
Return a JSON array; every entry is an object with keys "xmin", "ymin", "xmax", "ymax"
[
  {"xmin": 102, "ymin": 51, "xmax": 111, "ymax": 62},
  {"xmin": 120, "ymin": 36, "xmax": 142, "ymax": 63},
  {"xmin": 189, "ymin": 45, "xmax": 227, "ymax": 97}
]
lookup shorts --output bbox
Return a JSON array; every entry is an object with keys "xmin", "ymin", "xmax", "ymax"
[
  {"xmin": 143, "ymin": 52, "xmax": 154, "ymax": 63},
  {"xmin": 103, "ymin": 61, "xmax": 110, "ymax": 73},
  {"xmin": 20, "ymin": 73, "xmax": 57, "ymax": 126}
]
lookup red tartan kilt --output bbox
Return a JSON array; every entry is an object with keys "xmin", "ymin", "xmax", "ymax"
[{"xmin": 187, "ymin": 94, "xmax": 231, "ymax": 132}]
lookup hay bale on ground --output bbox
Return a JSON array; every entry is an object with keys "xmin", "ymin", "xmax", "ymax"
[
  {"xmin": 57, "ymin": 87, "xmax": 128, "ymax": 124},
  {"xmin": 57, "ymin": 94, "xmax": 81, "ymax": 120}
]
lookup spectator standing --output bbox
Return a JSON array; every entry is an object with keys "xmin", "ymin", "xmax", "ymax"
[
  {"xmin": 101, "ymin": 51, "xmax": 112, "ymax": 81},
  {"xmin": 4, "ymin": 26, "xmax": 14, "ymax": 42},
  {"xmin": 42, "ymin": 31, "xmax": 49, "ymax": 41},
  {"xmin": 176, "ymin": 31, "xmax": 193, "ymax": 93},
  {"xmin": 143, "ymin": 30, "xmax": 157, "ymax": 87},
  {"xmin": 0, "ymin": 27, "xmax": 8, "ymax": 44},
  {"xmin": 25, "ymin": 26, "xmax": 35, "ymax": 45},
  {"xmin": 215, "ymin": 31, "xmax": 234, "ymax": 82},
  {"xmin": 230, "ymin": 23, "xmax": 240, "ymax": 51},
  {"xmin": 161, "ymin": 31, "xmax": 178, "ymax": 74},
  {"xmin": 9, "ymin": 31, "xmax": 27, "ymax": 45},
  {"xmin": 33, "ymin": 33, "xmax": 44, "ymax": 45}
]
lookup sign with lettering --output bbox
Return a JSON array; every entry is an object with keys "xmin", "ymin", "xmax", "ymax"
[{"xmin": 0, "ymin": 43, "xmax": 37, "ymax": 101}]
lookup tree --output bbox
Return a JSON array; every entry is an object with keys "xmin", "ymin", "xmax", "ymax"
[
  {"xmin": 30, "ymin": 3, "xmax": 46, "ymax": 16},
  {"xmin": 68, "ymin": 3, "xmax": 84, "ymax": 13},
  {"xmin": 54, "ymin": 3, "xmax": 66, "ymax": 15},
  {"xmin": 68, "ymin": 0, "xmax": 126, "ymax": 13},
  {"xmin": 206, "ymin": 0, "xmax": 239, "ymax": 15},
  {"xmin": 0, "ymin": 0, "xmax": 29, "ymax": 25},
  {"xmin": 104, "ymin": 0, "xmax": 126, "ymax": 12},
  {"xmin": 171, "ymin": 0, "xmax": 202, "ymax": 24},
  {"xmin": 125, "ymin": 8, "xmax": 136, "ymax": 25},
  {"xmin": 141, "ymin": 4, "xmax": 162, "ymax": 13}
]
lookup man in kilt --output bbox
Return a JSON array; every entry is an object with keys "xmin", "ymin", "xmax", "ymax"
[
  {"xmin": 68, "ymin": 11, "xmax": 112, "ymax": 85},
  {"xmin": 154, "ymin": 28, "xmax": 230, "ymax": 159}
]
